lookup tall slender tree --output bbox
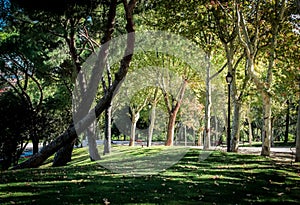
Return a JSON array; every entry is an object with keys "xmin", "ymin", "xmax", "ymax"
[{"xmin": 237, "ymin": 0, "xmax": 287, "ymax": 156}]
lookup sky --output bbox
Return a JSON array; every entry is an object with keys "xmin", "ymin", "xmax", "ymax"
[{"xmin": 0, "ymin": 0, "xmax": 10, "ymax": 30}]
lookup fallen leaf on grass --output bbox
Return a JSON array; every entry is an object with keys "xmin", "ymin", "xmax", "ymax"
[
  {"xmin": 103, "ymin": 198, "xmax": 110, "ymax": 205},
  {"xmin": 262, "ymin": 187, "xmax": 270, "ymax": 191}
]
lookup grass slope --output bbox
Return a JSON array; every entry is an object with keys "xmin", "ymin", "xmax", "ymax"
[{"xmin": 0, "ymin": 146, "xmax": 299, "ymax": 204}]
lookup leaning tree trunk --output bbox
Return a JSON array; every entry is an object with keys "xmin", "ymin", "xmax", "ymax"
[
  {"xmin": 12, "ymin": 0, "xmax": 137, "ymax": 169},
  {"xmin": 51, "ymin": 0, "xmax": 118, "ymax": 166},
  {"xmin": 295, "ymin": 89, "xmax": 300, "ymax": 162},
  {"xmin": 53, "ymin": 139, "xmax": 75, "ymax": 167}
]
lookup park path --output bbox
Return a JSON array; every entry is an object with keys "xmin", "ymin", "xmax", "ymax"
[{"xmin": 191, "ymin": 146, "xmax": 297, "ymax": 165}]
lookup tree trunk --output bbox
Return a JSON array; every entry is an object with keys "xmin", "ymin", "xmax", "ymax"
[
  {"xmin": 197, "ymin": 128, "xmax": 203, "ymax": 146},
  {"xmin": 165, "ymin": 80, "xmax": 187, "ymax": 146},
  {"xmin": 87, "ymin": 124, "xmax": 101, "ymax": 161},
  {"xmin": 261, "ymin": 93, "xmax": 272, "ymax": 156},
  {"xmin": 103, "ymin": 105, "xmax": 112, "ymax": 155},
  {"xmin": 32, "ymin": 134, "xmax": 39, "ymax": 155},
  {"xmin": 129, "ymin": 112, "xmax": 139, "ymax": 146},
  {"xmin": 247, "ymin": 107, "xmax": 253, "ymax": 146},
  {"xmin": 147, "ymin": 103, "xmax": 156, "ymax": 147},
  {"xmin": 184, "ymin": 125, "xmax": 187, "ymax": 146},
  {"xmin": 284, "ymin": 99, "xmax": 290, "ymax": 143},
  {"xmin": 295, "ymin": 97, "xmax": 300, "ymax": 162},
  {"xmin": 231, "ymin": 102, "xmax": 242, "ymax": 152},
  {"xmin": 166, "ymin": 113, "xmax": 176, "ymax": 146},
  {"xmin": 53, "ymin": 139, "xmax": 75, "ymax": 167},
  {"xmin": 161, "ymin": 76, "xmax": 187, "ymax": 146},
  {"xmin": 203, "ymin": 52, "xmax": 211, "ymax": 150}
]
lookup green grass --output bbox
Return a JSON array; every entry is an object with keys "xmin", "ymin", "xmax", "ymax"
[{"xmin": 0, "ymin": 146, "xmax": 300, "ymax": 204}]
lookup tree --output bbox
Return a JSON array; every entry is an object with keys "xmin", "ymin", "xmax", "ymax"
[
  {"xmin": 145, "ymin": 0, "xmax": 236, "ymax": 150},
  {"xmin": 0, "ymin": 17, "xmax": 60, "ymax": 155},
  {"xmin": 13, "ymin": 0, "xmax": 137, "ymax": 169},
  {"xmin": 237, "ymin": 0, "xmax": 287, "ymax": 156},
  {"xmin": 128, "ymin": 92, "xmax": 150, "ymax": 146}
]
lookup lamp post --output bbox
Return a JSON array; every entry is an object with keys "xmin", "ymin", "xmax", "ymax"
[{"xmin": 226, "ymin": 72, "xmax": 233, "ymax": 152}]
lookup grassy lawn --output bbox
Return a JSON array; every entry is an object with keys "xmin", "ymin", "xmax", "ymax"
[{"xmin": 0, "ymin": 146, "xmax": 300, "ymax": 204}]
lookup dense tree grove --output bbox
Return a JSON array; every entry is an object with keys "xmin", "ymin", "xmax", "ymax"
[{"xmin": 0, "ymin": 0, "xmax": 299, "ymax": 170}]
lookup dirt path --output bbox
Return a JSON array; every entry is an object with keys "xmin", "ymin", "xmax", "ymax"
[
  {"xmin": 238, "ymin": 147, "xmax": 297, "ymax": 165},
  {"xmin": 191, "ymin": 146, "xmax": 298, "ymax": 166}
]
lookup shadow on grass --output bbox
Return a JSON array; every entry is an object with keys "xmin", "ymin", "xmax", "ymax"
[{"xmin": 0, "ymin": 149, "xmax": 299, "ymax": 204}]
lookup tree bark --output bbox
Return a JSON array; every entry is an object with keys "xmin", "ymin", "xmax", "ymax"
[
  {"xmin": 32, "ymin": 133, "xmax": 39, "ymax": 155},
  {"xmin": 231, "ymin": 102, "xmax": 242, "ymax": 152},
  {"xmin": 203, "ymin": 52, "xmax": 211, "ymax": 150},
  {"xmin": 284, "ymin": 100, "xmax": 290, "ymax": 143},
  {"xmin": 295, "ymin": 86, "xmax": 300, "ymax": 162},
  {"xmin": 261, "ymin": 93, "xmax": 272, "ymax": 156},
  {"xmin": 87, "ymin": 123, "xmax": 101, "ymax": 161},
  {"xmin": 129, "ymin": 112, "xmax": 139, "ymax": 146},
  {"xmin": 103, "ymin": 105, "xmax": 112, "ymax": 155},
  {"xmin": 147, "ymin": 103, "xmax": 156, "ymax": 147},
  {"xmin": 52, "ymin": 139, "xmax": 75, "ymax": 167},
  {"xmin": 165, "ymin": 113, "xmax": 176, "ymax": 146},
  {"xmin": 165, "ymin": 80, "xmax": 187, "ymax": 146},
  {"xmin": 12, "ymin": 0, "xmax": 137, "ymax": 169},
  {"xmin": 247, "ymin": 105, "xmax": 253, "ymax": 146}
]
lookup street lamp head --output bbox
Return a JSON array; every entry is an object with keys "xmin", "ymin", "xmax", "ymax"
[{"xmin": 226, "ymin": 72, "xmax": 233, "ymax": 84}]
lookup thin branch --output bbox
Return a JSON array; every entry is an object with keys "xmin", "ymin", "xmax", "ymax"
[
  {"xmin": 29, "ymin": 74, "xmax": 43, "ymax": 112},
  {"xmin": 210, "ymin": 62, "xmax": 227, "ymax": 80},
  {"xmin": 236, "ymin": 5, "xmax": 251, "ymax": 59}
]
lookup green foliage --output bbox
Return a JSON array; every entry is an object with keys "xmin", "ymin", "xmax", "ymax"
[{"xmin": 0, "ymin": 92, "xmax": 31, "ymax": 170}]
